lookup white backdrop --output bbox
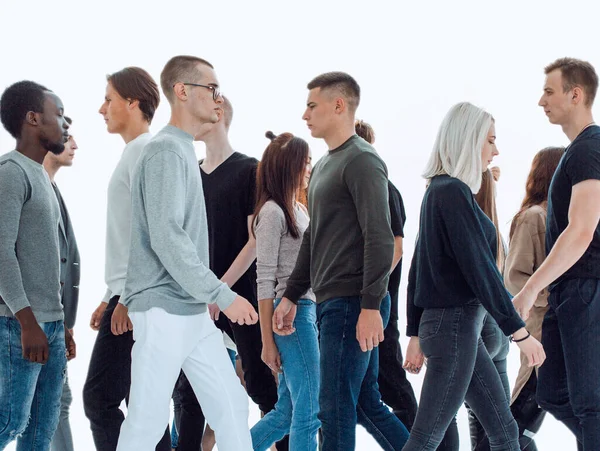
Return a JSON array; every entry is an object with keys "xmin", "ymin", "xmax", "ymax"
[{"xmin": 1, "ymin": 0, "xmax": 595, "ymax": 449}]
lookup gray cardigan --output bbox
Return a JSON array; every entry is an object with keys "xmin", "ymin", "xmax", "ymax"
[{"xmin": 53, "ymin": 184, "xmax": 80, "ymax": 329}]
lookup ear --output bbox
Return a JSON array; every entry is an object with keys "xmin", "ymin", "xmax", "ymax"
[
  {"xmin": 572, "ymin": 86, "xmax": 583, "ymax": 105},
  {"xmin": 25, "ymin": 111, "xmax": 40, "ymax": 127},
  {"xmin": 173, "ymin": 82, "xmax": 188, "ymax": 101},
  {"xmin": 334, "ymin": 97, "xmax": 346, "ymax": 115},
  {"xmin": 128, "ymin": 99, "xmax": 140, "ymax": 110},
  {"xmin": 215, "ymin": 108, "xmax": 224, "ymax": 122}
]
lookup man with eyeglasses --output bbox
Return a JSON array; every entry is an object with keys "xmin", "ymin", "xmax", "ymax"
[
  {"xmin": 113, "ymin": 55, "xmax": 257, "ymax": 451},
  {"xmin": 174, "ymin": 95, "xmax": 288, "ymax": 451}
]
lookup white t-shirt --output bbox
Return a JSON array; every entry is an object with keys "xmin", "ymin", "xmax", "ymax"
[{"xmin": 102, "ymin": 133, "xmax": 152, "ymax": 302}]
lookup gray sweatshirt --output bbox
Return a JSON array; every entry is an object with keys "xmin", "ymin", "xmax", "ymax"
[
  {"xmin": 254, "ymin": 200, "xmax": 315, "ymax": 302},
  {"xmin": 121, "ymin": 126, "xmax": 236, "ymax": 314},
  {"xmin": 0, "ymin": 151, "xmax": 63, "ymax": 322}
]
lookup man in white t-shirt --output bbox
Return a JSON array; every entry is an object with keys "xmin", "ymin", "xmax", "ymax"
[{"xmin": 81, "ymin": 67, "xmax": 171, "ymax": 451}]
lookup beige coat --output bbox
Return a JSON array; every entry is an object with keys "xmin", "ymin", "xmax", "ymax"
[{"xmin": 504, "ymin": 204, "xmax": 549, "ymax": 403}]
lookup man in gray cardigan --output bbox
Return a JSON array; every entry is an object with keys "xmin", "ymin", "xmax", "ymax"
[{"xmin": 43, "ymin": 116, "xmax": 80, "ymax": 451}]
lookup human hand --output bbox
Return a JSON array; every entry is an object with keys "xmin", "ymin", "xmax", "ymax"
[
  {"xmin": 403, "ymin": 336, "xmax": 425, "ymax": 374},
  {"xmin": 90, "ymin": 301, "xmax": 108, "ymax": 331},
  {"xmin": 272, "ymin": 298, "xmax": 297, "ymax": 336},
  {"xmin": 208, "ymin": 303, "xmax": 221, "ymax": 321},
  {"xmin": 65, "ymin": 327, "xmax": 76, "ymax": 360},
  {"xmin": 261, "ymin": 339, "xmax": 282, "ymax": 374},
  {"xmin": 513, "ymin": 328, "xmax": 546, "ymax": 367},
  {"xmin": 111, "ymin": 303, "xmax": 133, "ymax": 335},
  {"xmin": 513, "ymin": 286, "xmax": 537, "ymax": 321},
  {"xmin": 223, "ymin": 296, "xmax": 259, "ymax": 325},
  {"xmin": 356, "ymin": 308, "xmax": 384, "ymax": 352}
]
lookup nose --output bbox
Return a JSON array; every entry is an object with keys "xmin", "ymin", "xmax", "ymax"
[
  {"xmin": 302, "ymin": 110, "xmax": 309, "ymax": 121},
  {"xmin": 99, "ymin": 102, "xmax": 106, "ymax": 115},
  {"xmin": 493, "ymin": 147, "xmax": 499, "ymax": 157},
  {"xmin": 215, "ymin": 94, "xmax": 224, "ymax": 105},
  {"xmin": 538, "ymin": 95, "xmax": 545, "ymax": 107}
]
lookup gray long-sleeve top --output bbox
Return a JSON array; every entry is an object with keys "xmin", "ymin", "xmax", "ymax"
[
  {"xmin": 254, "ymin": 200, "xmax": 315, "ymax": 302},
  {"xmin": 0, "ymin": 151, "xmax": 63, "ymax": 322},
  {"xmin": 121, "ymin": 126, "xmax": 236, "ymax": 314}
]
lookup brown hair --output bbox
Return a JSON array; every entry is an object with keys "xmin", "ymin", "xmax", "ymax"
[
  {"xmin": 160, "ymin": 55, "xmax": 214, "ymax": 103},
  {"xmin": 509, "ymin": 147, "xmax": 565, "ymax": 240},
  {"xmin": 252, "ymin": 132, "xmax": 310, "ymax": 239},
  {"xmin": 307, "ymin": 71, "xmax": 360, "ymax": 112},
  {"xmin": 355, "ymin": 119, "xmax": 375, "ymax": 144},
  {"xmin": 475, "ymin": 169, "xmax": 505, "ymax": 270},
  {"xmin": 545, "ymin": 57, "xmax": 599, "ymax": 107},
  {"xmin": 107, "ymin": 67, "xmax": 160, "ymax": 124}
]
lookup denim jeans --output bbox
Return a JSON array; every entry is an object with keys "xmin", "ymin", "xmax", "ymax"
[
  {"xmin": 251, "ymin": 299, "xmax": 320, "ymax": 451},
  {"xmin": 537, "ymin": 278, "xmax": 600, "ymax": 450},
  {"xmin": 318, "ymin": 294, "xmax": 409, "ymax": 451},
  {"xmin": 0, "ymin": 317, "xmax": 67, "ymax": 451},
  {"xmin": 403, "ymin": 301, "xmax": 519, "ymax": 451},
  {"xmin": 50, "ymin": 369, "xmax": 74, "ymax": 451}
]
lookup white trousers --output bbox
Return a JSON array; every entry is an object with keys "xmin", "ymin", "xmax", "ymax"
[{"xmin": 116, "ymin": 307, "xmax": 252, "ymax": 451}]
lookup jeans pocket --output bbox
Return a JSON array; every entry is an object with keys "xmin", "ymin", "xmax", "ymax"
[
  {"xmin": 418, "ymin": 308, "xmax": 445, "ymax": 341},
  {"xmin": 576, "ymin": 278, "xmax": 600, "ymax": 306}
]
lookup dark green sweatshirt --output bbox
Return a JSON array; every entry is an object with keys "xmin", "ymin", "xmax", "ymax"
[{"xmin": 283, "ymin": 135, "xmax": 393, "ymax": 309}]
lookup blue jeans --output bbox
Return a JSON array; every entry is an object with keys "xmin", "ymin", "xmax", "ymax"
[
  {"xmin": 0, "ymin": 317, "xmax": 67, "ymax": 451},
  {"xmin": 403, "ymin": 301, "xmax": 519, "ymax": 451},
  {"xmin": 537, "ymin": 278, "xmax": 600, "ymax": 450},
  {"xmin": 318, "ymin": 294, "xmax": 409, "ymax": 451},
  {"xmin": 50, "ymin": 369, "xmax": 74, "ymax": 451},
  {"xmin": 251, "ymin": 299, "xmax": 320, "ymax": 451}
]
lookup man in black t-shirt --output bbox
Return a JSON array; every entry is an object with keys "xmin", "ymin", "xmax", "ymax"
[
  {"xmin": 174, "ymin": 97, "xmax": 282, "ymax": 451},
  {"xmin": 355, "ymin": 120, "xmax": 418, "ymax": 429},
  {"xmin": 513, "ymin": 58, "xmax": 600, "ymax": 450}
]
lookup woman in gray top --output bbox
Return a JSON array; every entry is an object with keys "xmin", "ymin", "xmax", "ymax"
[{"xmin": 250, "ymin": 131, "xmax": 319, "ymax": 451}]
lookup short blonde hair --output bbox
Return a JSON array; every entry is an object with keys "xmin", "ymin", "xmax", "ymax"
[{"xmin": 423, "ymin": 102, "xmax": 493, "ymax": 193}]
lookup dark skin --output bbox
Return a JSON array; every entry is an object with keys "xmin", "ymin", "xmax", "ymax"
[{"xmin": 13, "ymin": 91, "xmax": 73, "ymax": 364}]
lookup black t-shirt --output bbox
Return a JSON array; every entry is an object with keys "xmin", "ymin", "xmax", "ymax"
[
  {"xmin": 200, "ymin": 152, "xmax": 258, "ymax": 304},
  {"xmin": 546, "ymin": 124, "xmax": 600, "ymax": 288},
  {"xmin": 387, "ymin": 181, "xmax": 406, "ymax": 322}
]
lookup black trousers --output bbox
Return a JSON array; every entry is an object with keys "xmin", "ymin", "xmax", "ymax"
[
  {"xmin": 82, "ymin": 296, "xmax": 171, "ymax": 451},
  {"xmin": 377, "ymin": 317, "xmax": 419, "ymax": 430}
]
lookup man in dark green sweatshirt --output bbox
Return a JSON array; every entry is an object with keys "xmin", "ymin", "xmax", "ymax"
[{"xmin": 274, "ymin": 72, "xmax": 409, "ymax": 450}]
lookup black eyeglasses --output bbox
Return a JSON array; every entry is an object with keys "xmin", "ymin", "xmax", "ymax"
[{"xmin": 176, "ymin": 82, "xmax": 221, "ymax": 101}]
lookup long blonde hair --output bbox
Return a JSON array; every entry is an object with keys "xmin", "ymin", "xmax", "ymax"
[{"xmin": 423, "ymin": 102, "xmax": 494, "ymax": 193}]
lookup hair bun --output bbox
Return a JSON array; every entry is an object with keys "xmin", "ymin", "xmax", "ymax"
[{"xmin": 265, "ymin": 131, "xmax": 277, "ymax": 141}]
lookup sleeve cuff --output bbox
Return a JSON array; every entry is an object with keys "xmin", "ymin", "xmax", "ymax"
[
  {"xmin": 282, "ymin": 286, "xmax": 302, "ymax": 304},
  {"xmin": 9, "ymin": 297, "xmax": 31, "ymax": 316},
  {"xmin": 497, "ymin": 312, "xmax": 526, "ymax": 336},
  {"xmin": 215, "ymin": 285, "xmax": 238, "ymax": 311},
  {"xmin": 101, "ymin": 288, "xmax": 112, "ymax": 303},
  {"xmin": 406, "ymin": 324, "xmax": 419, "ymax": 337},
  {"xmin": 360, "ymin": 294, "xmax": 382, "ymax": 310}
]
